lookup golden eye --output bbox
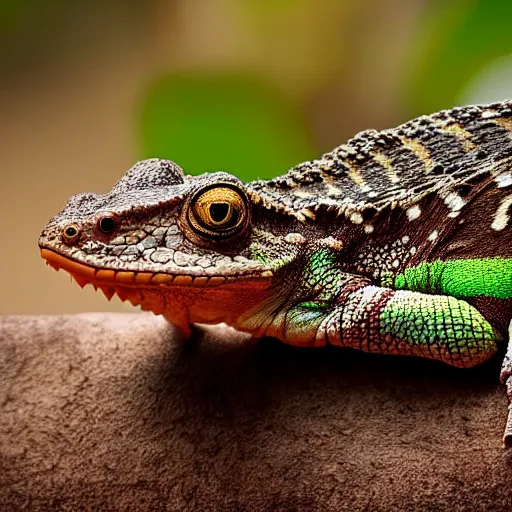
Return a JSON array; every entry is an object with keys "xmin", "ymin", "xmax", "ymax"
[{"xmin": 187, "ymin": 185, "xmax": 248, "ymax": 239}]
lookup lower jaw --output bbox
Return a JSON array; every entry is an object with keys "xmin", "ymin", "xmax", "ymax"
[{"xmin": 39, "ymin": 248, "xmax": 269, "ymax": 320}]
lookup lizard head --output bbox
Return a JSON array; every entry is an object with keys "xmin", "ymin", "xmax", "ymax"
[{"xmin": 39, "ymin": 159, "xmax": 302, "ymax": 330}]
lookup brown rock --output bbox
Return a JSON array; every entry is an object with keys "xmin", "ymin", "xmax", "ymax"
[{"xmin": 1, "ymin": 313, "xmax": 512, "ymax": 511}]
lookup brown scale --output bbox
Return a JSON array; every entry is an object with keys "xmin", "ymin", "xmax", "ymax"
[{"xmin": 430, "ymin": 175, "xmax": 512, "ymax": 261}]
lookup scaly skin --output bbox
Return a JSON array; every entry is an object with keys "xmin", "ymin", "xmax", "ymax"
[{"xmin": 39, "ymin": 101, "xmax": 512, "ymax": 445}]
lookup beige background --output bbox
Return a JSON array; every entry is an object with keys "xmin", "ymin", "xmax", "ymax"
[
  {"xmin": 1, "ymin": 2, "xmax": 148, "ymax": 315},
  {"xmin": 0, "ymin": 0, "xmax": 426, "ymax": 315}
]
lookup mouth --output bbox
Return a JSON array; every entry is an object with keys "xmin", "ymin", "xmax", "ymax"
[{"xmin": 40, "ymin": 248, "xmax": 272, "ymax": 310}]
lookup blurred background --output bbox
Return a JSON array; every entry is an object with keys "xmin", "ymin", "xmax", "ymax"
[{"xmin": 1, "ymin": 0, "xmax": 511, "ymax": 315}]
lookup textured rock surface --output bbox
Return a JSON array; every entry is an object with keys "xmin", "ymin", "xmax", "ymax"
[{"xmin": 1, "ymin": 313, "xmax": 512, "ymax": 511}]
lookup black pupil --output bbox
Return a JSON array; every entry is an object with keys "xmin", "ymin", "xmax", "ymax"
[
  {"xmin": 210, "ymin": 202, "xmax": 230, "ymax": 223},
  {"xmin": 65, "ymin": 227, "xmax": 77, "ymax": 237},
  {"xmin": 99, "ymin": 217, "xmax": 116, "ymax": 233}
]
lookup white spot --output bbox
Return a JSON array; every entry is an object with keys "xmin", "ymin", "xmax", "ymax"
[
  {"xmin": 364, "ymin": 225, "xmax": 374, "ymax": 234},
  {"xmin": 428, "ymin": 230, "xmax": 438, "ymax": 241},
  {"xmin": 368, "ymin": 191, "xmax": 378, "ymax": 198},
  {"xmin": 406, "ymin": 205, "xmax": 421, "ymax": 221},
  {"xmin": 392, "ymin": 259, "xmax": 400, "ymax": 268},
  {"xmin": 410, "ymin": 246, "xmax": 417, "ymax": 255},
  {"xmin": 285, "ymin": 232, "xmax": 306, "ymax": 244},
  {"xmin": 322, "ymin": 236, "xmax": 344, "ymax": 250},
  {"xmin": 324, "ymin": 183, "xmax": 343, "ymax": 196},
  {"xmin": 444, "ymin": 192, "xmax": 465, "ymax": 212},
  {"xmin": 482, "ymin": 110, "xmax": 497, "ymax": 119},
  {"xmin": 491, "ymin": 194, "xmax": 512, "ymax": 231},
  {"xmin": 497, "ymin": 174, "xmax": 512, "ymax": 188},
  {"xmin": 233, "ymin": 255, "xmax": 252, "ymax": 263},
  {"xmin": 448, "ymin": 211, "xmax": 460, "ymax": 218},
  {"xmin": 349, "ymin": 212, "xmax": 364, "ymax": 225},
  {"xmin": 401, "ymin": 235, "xmax": 410, "ymax": 244},
  {"xmin": 293, "ymin": 188, "xmax": 313, "ymax": 198},
  {"xmin": 322, "ymin": 197, "xmax": 339, "ymax": 206}
]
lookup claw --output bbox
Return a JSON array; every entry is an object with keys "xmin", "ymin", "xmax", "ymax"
[
  {"xmin": 504, "ymin": 409, "xmax": 512, "ymax": 449},
  {"xmin": 503, "ymin": 377, "xmax": 512, "ymax": 448}
]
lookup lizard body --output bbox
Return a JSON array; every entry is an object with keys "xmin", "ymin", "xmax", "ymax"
[{"xmin": 39, "ymin": 101, "xmax": 512, "ymax": 444}]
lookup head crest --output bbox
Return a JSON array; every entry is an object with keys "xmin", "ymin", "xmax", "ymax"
[{"xmin": 111, "ymin": 159, "xmax": 185, "ymax": 193}]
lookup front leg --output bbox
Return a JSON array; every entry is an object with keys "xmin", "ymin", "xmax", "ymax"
[
  {"xmin": 323, "ymin": 286, "xmax": 500, "ymax": 367},
  {"xmin": 282, "ymin": 284, "xmax": 500, "ymax": 368},
  {"xmin": 253, "ymin": 245, "xmax": 501, "ymax": 367},
  {"xmin": 239, "ymin": 245, "xmax": 504, "ymax": 434},
  {"xmin": 500, "ymin": 331, "xmax": 512, "ymax": 447}
]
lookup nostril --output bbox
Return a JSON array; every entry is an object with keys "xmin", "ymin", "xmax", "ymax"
[{"xmin": 62, "ymin": 224, "xmax": 80, "ymax": 245}]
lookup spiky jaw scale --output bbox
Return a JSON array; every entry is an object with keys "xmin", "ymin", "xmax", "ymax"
[{"xmin": 40, "ymin": 248, "xmax": 273, "ymax": 333}]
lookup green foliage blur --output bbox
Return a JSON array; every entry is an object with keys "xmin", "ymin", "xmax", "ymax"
[
  {"xmin": 0, "ymin": 0, "xmax": 66, "ymax": 34},
  {"xmin": 2, "ymin": 0, "xmax": 512, "ymax": 182},
  {"xmin": 136, "ymin": 0, "xmax": 512, "ymax": 181},
  {"xmin": 404, "ymin": 0, "xmax": 512, "ymax": 114},
  {"xmin": 139, "ymin": 74, "xmax": 314, "ymax": 182}
]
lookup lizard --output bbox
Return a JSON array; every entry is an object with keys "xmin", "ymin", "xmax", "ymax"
[{"xmin": 39, "ymin": 100, "xmax": 512, "ymax": 446}]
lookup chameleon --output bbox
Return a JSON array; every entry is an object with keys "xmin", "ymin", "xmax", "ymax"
[{"xmin": 39, "ymin": 101, "xmax": 512, "ymax": 445}]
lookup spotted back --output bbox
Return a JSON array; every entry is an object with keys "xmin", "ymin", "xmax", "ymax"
[{"xmin": 248, "ymin": 101, "xmax": 512, "ymax": 224}]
